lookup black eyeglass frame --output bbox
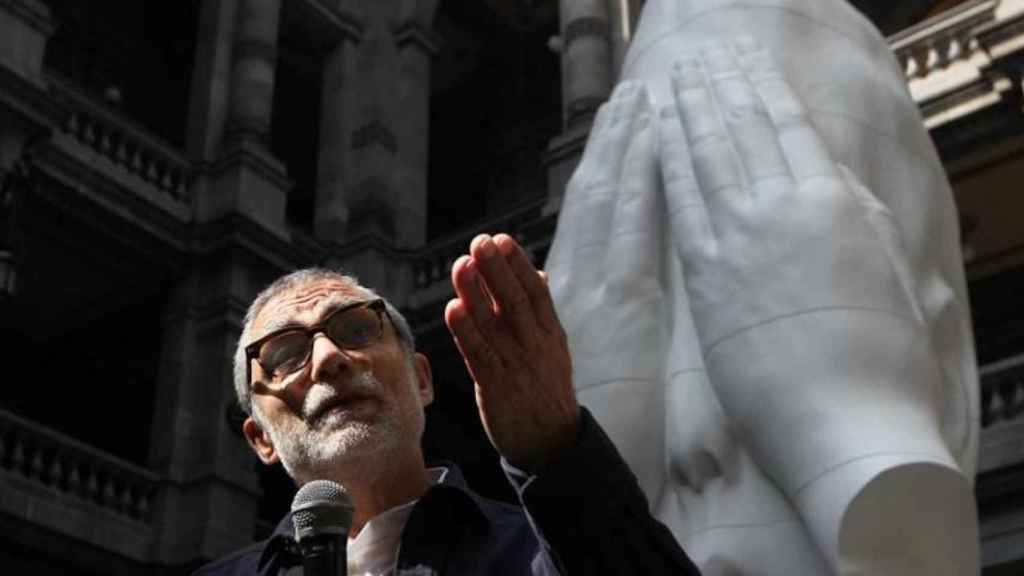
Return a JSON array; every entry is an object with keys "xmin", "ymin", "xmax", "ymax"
[{"xmin": 245, "ymin": 298, "xmax": 389, "ymax": 390}]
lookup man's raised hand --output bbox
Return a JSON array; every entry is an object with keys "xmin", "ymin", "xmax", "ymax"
[{"xmin": 444, "ymin": 234, "xmax": 579, "ymax": 473}]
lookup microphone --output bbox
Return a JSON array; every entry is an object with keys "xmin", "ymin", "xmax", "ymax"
[{"xmin": 291, "ymin": 479, "xmax": 354, "ymax": 576}]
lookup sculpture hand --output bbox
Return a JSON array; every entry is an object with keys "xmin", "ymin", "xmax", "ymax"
[
  {"xmin": 545, "ymin": 81, "xmax": 666, "ymax": 389},
  {"xmin": 445, "ymin": 233, "xmax": 579, "ymax": 473},
  {"xmin": 657, "ymin": 40, "xmax": 952, "ymax": 508},
  {"xmin": 660, "ymin": 40, "xmax": 923, "ymax": 354},
  {"xmin": 544, "ymin": 82, "xmax": 710, "ymax": 495}
]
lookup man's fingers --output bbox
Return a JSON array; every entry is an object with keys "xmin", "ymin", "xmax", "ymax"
[
  {"xmin": 470, "ymin": 234, "xmax": 539, "ymax": 349},
  {"xmin": 494, "ymin": 234, "xmax": 562, "ymax": 335},
  {"xmin": 451, "ymin": 255, "xmax": 495, "ymax": 327},
  {"xmin": 444, "ymin": 299, "xmax": 500, "ymax": 386},
  {"xmin": 735, "ymin": 39, "xmax": 838, "ymax": 182},
  {"xmin": 703, "ymin": 43, "xmax": 793, "ymax": 186}
]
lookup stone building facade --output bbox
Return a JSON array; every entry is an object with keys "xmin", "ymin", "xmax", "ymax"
[{"xmin": 0, "ymin": 0, "xmax": 1021, "ymax": 573}]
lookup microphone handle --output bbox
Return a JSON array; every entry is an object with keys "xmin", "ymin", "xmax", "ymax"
[{"xmin": 299, "ymin": 535, "xmax": 345, "ymax": 576}]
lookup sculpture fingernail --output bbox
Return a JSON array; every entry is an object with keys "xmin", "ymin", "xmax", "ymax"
[
  {"xmin": 672, "ymin": 58, "xmax": 702, "ymax": 90},
  {"xmin": 701, "ymin": 45, "xmax": 738, "ymax": 77}
]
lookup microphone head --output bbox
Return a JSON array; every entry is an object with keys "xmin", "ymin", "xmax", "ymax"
[{"xmin": 291, "ymin": 479, "xmax": 355, "ymax": 542}]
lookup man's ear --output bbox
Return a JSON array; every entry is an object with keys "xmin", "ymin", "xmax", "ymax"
[
  {"xmin": 413, "ymin": 352, "xmax": 434, "ymax": 407},
  {"xmin": 243, "ymin": 416, "xmax": 280, "ymax": 465}
]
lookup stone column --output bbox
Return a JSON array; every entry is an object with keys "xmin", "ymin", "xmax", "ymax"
[
  {"xmin": 225, "ymin": 0, "xmax": 280, "ymax": 142},
  {"xmin": 196, "ymin": 0, "xmax": 290, "ymax": 240},
  {"xmin": 606, "ymin": 0, "xmax": 643, "ymax": 77},
  {"xmin": 544, "ymin": 0, "xmax": 613, "ymax": 214},
  {"xmin": 558, "ymin": 0, "xmax": 612, "ymax": 128}
]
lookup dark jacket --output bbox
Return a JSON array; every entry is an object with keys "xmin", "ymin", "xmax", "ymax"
[{"xmin": 193, "ymin": 409, "xmax": 700, "ymax": 575}]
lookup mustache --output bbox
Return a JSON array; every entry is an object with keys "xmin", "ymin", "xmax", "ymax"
[{"xmin": 301, "ymin": 371, "xmax": 382, "ymax": 421}]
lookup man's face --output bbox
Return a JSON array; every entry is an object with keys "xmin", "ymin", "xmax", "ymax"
[{"xmin": 243, "ymin": 279, "xmax": 433, "ymax": 484}]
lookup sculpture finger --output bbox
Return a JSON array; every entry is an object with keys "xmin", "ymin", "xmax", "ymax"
[
  {"xmin": 702, "ymin": 42, "xmax": 793, "ymax": 186},
  {"xmin": 672, "ymin": 56, "xmax": 744, "ymax": 215},
  {"xmin": 545, "ymin": 104, "xmax": 613, "ymax": 276},
  {"xmin": 549, "ymin": 83, "xmax": 649, "ymax": 292},
  {"xmin": 838, "ymin": 164, "xmax": 925, "ymax": 323},
  {"xmin": 658, "ymin": 102, "xmax": 715, "ymax": 265},
  {"xmin": 735, "ymin": 39, "xmax": 839, "ymax": 183},
  {"xmin": 571, "ymin": 83, "xmax": 652, "ymax": 290},
  {"xmin": 606, "ymin": 97, "xmax": 660, "ymax": 290}
]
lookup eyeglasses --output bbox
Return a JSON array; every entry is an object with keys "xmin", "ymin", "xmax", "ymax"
[{"xmin": 246, "ymin": 299, "xmax": 388, "ymax": 390}]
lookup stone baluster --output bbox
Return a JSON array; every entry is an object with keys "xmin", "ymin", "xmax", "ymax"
[
  {"xmin": 11, "ymin": 432, "xmax": 24, "ymax": 473},
  {"xmin": 67, "ymin": 460, "xmax": 82, "ymax": 494},
  {"xmin": 47, "ymin": 451, "xmax": 62, "ymax": 488},
  {"xmin": 85, "ymin": 466, "xmax": 99, "ymax": 503}
]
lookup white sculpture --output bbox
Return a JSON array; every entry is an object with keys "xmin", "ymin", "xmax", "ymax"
[{"xmin": 546, "ymin": 1, "xmax": 981, "ymax": 574}]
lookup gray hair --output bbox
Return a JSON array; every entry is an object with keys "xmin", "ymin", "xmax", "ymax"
[{"xmin": 232, "ymin": 268, "xmax": 416, "ymax": 417}]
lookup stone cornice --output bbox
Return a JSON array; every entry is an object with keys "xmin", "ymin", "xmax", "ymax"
[
  {"xmin": 393, "ymin": 21, "xmax": 441, "ymax": 55},
  {"xmin": 189, "ymin": 213, "xmax": 315, "ymax": 273},
  {"xmin": 207, "ymin": 137, "xmax": 291, "ymax": 191},
  {"xmin": 0, "ymin": 0, "xmax": 55, "ymax": 36},
  {"xmin": 0, "ymin": 63, "xmax": 59, "ymax": 128},
  {"xmin": 889, "ymin": 0, "xmax": 1024, "ymax": 130},
  {"xmin": 292, "ymin": 0, "xmax": 363, "ymax": 51}
]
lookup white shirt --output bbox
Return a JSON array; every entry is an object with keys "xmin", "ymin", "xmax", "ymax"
[{"xmin": 346, "ymin": 468, "xmax": 448, "ymax": 576}]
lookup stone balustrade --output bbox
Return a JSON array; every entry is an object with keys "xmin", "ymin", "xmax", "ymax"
[
  {"xmin": 890, "ymin": 0, "xmax": 997, "ymax": 81},
  {"xmin": 47, "ymin": 73, "xmax": 194, "ymax": 207},
  {"xmin": 412, "ymin": 197, "xmax": 551, "ymax": 291},
  {"xmin": 0, "ymin": 406, "xmax": 159, "ymax": 524},
  {"xmin": 981, "ymin": 355, "xmax": 1024, "ymax": 429}
]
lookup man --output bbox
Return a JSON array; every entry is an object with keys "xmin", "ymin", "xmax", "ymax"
[{"xmin": 195, "ymin": 232, "xmax": 700, "ymax": 575}]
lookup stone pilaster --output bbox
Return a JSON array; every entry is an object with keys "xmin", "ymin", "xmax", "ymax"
[
  {"xmin": 186, "ymin": 0, "xmax": 238, "ymax": 163},
  {"xmin": 314, "ymin": 1, "xmax": 438, "ymax": 253},
  {"xmin": 148, "ymin": 264, "xmax": 263, "ymax": 565},
  {"xmin": 0, "ymin": 0, "xmax": 53, "ymax": 85},
  {"xmin": 314, "ymin": 26, "xmax": 360, "ymax": 245}
]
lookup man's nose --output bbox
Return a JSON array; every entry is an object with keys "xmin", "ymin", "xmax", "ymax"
[{"xmin": 308, "ymin": 333, "xmax": 361, "ymax": 382}]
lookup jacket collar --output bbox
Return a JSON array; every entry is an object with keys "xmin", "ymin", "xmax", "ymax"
[{"xmin": 257, "ymin": 462, "xmax": 490, "ymax": 573}]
